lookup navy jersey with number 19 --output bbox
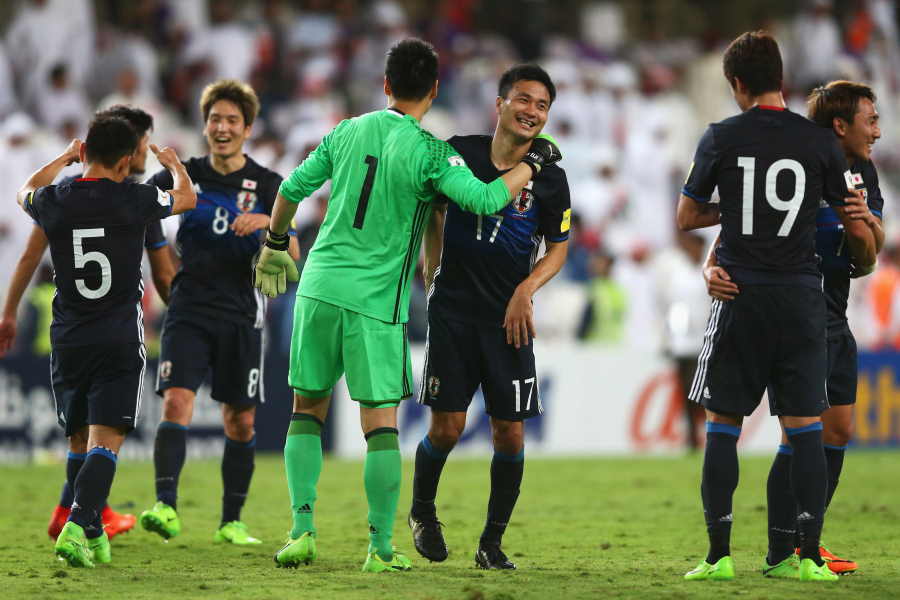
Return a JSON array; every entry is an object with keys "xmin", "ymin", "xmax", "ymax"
[
  {"xmin": 429, "ymin": 135, "xmax": 571, "ymax": 325},
  {"xmin": 23, "ymin": 178, "xmax": 173, "ymax": 347},
  {"xmin": 683, "ymin": 106, "xmax": 850, "ymax": 288}
]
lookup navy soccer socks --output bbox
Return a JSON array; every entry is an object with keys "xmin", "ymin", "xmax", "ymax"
[
  {"xmin": 824, "ymin": 444, "xmax": 846, "ymax": 509},
  {"xmin": 481, "ymin": 449, "xmax": 524, "ymax": 546},
  {"xmin": 786, "ymin": 423, "xmax": 828, "ymax": 565},
  {"xmin": 411, "ymin": 436, "xmax": 450, "ymax": 521},
  {"xmin": 766, "ymin": 444, "xmax": 796, "ymax": 565},
  {"xmin": 69, "ymin": 447, "xmax": 117, "ymax": 538},
  {"xmin": 701, "ymin": 422, "xmax": 740, "ymax": 564},
  {"xmin": 221, "ymin": 436, "xmax": 256, "ymax": 525},
  {"xmin": 154, "ymin": 421, "xmax": 188, "ymax": 509},
  {"xmin": 59, "ymin": 451, "xmax": 86, "ymax": 508}
]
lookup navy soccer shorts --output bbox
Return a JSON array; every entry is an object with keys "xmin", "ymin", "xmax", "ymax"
[
  {"xmin": 825, "ymin": 328, "xmax": 857, "ymax": 406},
  {"xmin": 156, "ymin": 311, "xmax": 264, "ymax": 405},
  {"xmin": 419, "ymin": 310, "xmax": 541, "ymax": 421},
  {"xmin": 689, "ymin": 285, "xmax": 828, "ymax": 418},
  {"xmin": 51, "ymin": 342, "xmax": 146, "ymax": 436}
]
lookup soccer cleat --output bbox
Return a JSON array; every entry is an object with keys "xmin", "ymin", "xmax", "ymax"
[
  {"xmin": 762, "ymin": 554, "xmax": 799, "ymax": 579},
  {"xmin": 88, "ymin": 531, "xmax": 112, "ymax": 564},
  {"xmin": 795, "ymin": 545, "xmax": 858, "ymax": 575},
  {"xmin": 799, "ymin": 557, "xmax": 840, "ymax": 582},
  {"xmin": 139, "ymin": 501, "xmax": 181, "ymax": 540},
  {"xmin": 214, "ymin": 521, "xmax": 262, "ymax": 545},
  {"xmin": 361, "ymin": 549, "xmax": 413, "ymax": 573},
  {"xmin": 54, "ymin": 521, "xmax": 95, "ymax": 568},
  {"xmin": 408, "ymin": 513, "xmax": 448, "ymax": 562},
  {"xmin": 48, "ymin": 505, "xmax": 71, "ymax": 540},
  {"xmin": 474, "ymin": 542, "xmax": 516, "ymax": 570},
  {"xmin": 101, "ymin": 505, "xmax": 136, "ymax": 540},
  {"xmin": 684, "ymin": 556, "xmax": 735, "ymax": 581},
  {"xmin": 274, "ymin": 532, "xmax": 317, "ymax": 567}
]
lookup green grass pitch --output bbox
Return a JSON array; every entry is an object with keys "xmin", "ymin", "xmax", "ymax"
[{"xmin": 1, "ymin": 452, "xmax": 898, "ymax": 599}]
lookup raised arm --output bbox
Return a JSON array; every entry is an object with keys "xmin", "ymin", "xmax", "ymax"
[
  {"xmin": 150, "ymin": 144, "xmax": 196, "ymax": 215},
  {"xmin": 0, "ymin": 225, "xmax": 49, "ymax": 356},
  {"xmin": 16, "ymin": 139, "xmax": 81, "ymax": 210}
]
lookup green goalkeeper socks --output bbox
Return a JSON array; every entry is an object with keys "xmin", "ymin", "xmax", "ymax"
[
  {"xmin": 284, "ymin": 414, "xmax": 323, "ymax": 539},
  {"xmin": 364, "ymin": 427, "xmax": 401, "ymax": 561}
]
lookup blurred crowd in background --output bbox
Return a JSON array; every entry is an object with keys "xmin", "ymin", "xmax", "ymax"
[{"xmin": 3, "ymin": 0, "xmax": 900, "ymax": 363}]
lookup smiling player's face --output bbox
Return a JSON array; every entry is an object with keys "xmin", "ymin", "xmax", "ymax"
[
  {"xmin": 204, "ymin": 99, "xmax": 251, "ymax": 160},
  {"xmin": 841, "ymin": 98, "xmax": 880, "ymax": 162},
  {"xmin": 497, "ymin": 80, "xmax": 550, "ymax": 143},
  {"xmin": 129, "ymin": 131, "xmax": 150, "ymax": 176}
]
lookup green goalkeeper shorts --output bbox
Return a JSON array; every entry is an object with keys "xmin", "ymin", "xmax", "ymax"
[{"xmin": 289, "ymin": 295, "xmax": 413, "ymax": 405}]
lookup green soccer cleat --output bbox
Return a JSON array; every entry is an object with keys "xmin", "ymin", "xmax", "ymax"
[
  {"xmin": 799, "ymin": 558, "xmax": 840, "ymax": 582},
  {"xmin": 139, "ymin": 501, "xmax": 181, "ymax": 540},
  {"xmin": 54, "ymin": 522, "xmax": 95, "ymax": 568},
  {"xmin": 274, "ymin": 532, "xmax": 317, "ymax": 567},
  {"xmin": 684, "ymin": 556, "xmax": 734, "ymax": 581},
  {"xmin": 762, "ymin": 554, "xmax": 799, "ymax": 579},
  {"xmin": 361, "ymin": 549, "xmax": 413, "ymax": 573},
  {"xmin": 214, "ymin": 521, "xmax": 262, "ymax": 545},
  {"xmin": 88, "ymin": 531, "xmax": 112, "ymax": 564}
]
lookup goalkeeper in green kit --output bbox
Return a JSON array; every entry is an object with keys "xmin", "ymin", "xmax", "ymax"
[{"xmin": 254, "ymin": 38, "xmax": 561, "ymax": 573}]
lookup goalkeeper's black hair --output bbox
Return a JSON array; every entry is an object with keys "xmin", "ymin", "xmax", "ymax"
[
  {"xmin": 97, "ymin": 105, "xmax": 154, "ymax": 137},
  {"xmin": 722, "ymin": 31, "xmax": 782, "ymax": 96},
  {"xmin": 385, "ymin": 38, "xmax": 439, "ymax": 101},
  {"xmin": 498, "ymin": 64, "xmax": 556, "ymax": 105},
  {"xmin": 84, "ymin": 116, "xmax": 138, "ymax": 168}
]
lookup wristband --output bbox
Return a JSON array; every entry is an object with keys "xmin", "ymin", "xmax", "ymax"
[{"xmin": 265, "ymin": 228, "xmax": 290, "ymax": 251}]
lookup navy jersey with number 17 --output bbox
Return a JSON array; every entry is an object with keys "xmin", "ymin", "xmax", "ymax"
[
  {"xmin": 683, "ymin": 106, "xmax": 850, "ymax": 288},
  {"xmin": 429, "ymin": 135, "xmax": 571, "ymax": 325},
  {"xmin": 23, "ymin": 178, "xmax": 173, "ymax": 347}
]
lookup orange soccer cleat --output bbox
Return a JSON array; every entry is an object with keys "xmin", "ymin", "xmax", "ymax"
[
  {"xmin": 795, "ymin": 545, "xmax": 858, "ymax": 575},
  {"xmin": 102, "ymin": 505, "xmax": 137, "ymax": 539},
  {"xmin": 48, "ymin": 505, "xmax": 72, "ymax": 540}
]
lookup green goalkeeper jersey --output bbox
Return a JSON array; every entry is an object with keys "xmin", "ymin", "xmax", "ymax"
[{"xmin": 279, "ymin": 108, "xmax": 512, "ymax": 324}]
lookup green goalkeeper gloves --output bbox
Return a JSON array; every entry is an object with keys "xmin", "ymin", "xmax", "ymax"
[{"xmin": 253, "ymin": 230, "xmax": 299, "ymax": 298}]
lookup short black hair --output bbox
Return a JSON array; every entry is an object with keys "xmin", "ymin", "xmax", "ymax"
[
  {"xmin": 385, "ymin": 38, "xmax": 439, "ymax": 101},
  {"xmin": 722, "ymin": 31, "xmax": 783, "ymax": 96},
  {"xmin": 97, "ymin": 105, "xmax": 154, "ymax": 137},
  {"xmin": 807, "ymin": 80, "xmax": 877, "ymax": 129},
  {"xmin": 498, "ymin": 64, "xmax": 556, "ymax": 105},
  {"xmin": 84, "ymin": 116, "xmax": 138, "ymax": 168}
]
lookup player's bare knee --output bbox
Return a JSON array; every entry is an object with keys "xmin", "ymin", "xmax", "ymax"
[
  {"xmin": 491, "ymin": 420, "xmax": 523, "ymax": 454},
  {"xmin": 69, "ymin": 427, "xmax": 89, "ymax": 453},
  {"xmin": 824, "ymin": 422, "xmax": 853, "ymax": 447},
  {"xmin": 223, "ymin": 405, "xmax": 256, "ymax": 442},
  {"xmin": 162, "ymin": 388, "xmax": 194, "ymax": 424},
  {"xmin": 428, "ymin": 412, "xmax": 464, "ymax": 450}
]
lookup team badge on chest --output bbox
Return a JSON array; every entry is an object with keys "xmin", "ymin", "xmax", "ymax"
[
  {"xmin": 237, "ymin": 190, "xmax": 258, "ymax": 212},
  {"xmin": 514, "ymin": 180, "xmax": 534, "ymax": 214}
]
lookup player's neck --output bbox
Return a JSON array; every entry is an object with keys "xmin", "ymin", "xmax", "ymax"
[
  {"xmin": 387, "ymin": 99, "xmax": 428, "ymax": 122},
  {"xmin": 209, "ymin": 152, "xmax": 246, "ymax": 176},
  {"xmin": 489, "ymin": 131, "xmax": 529, "ymax": 171},
  {"xmin": 83, "ymin": 163, "xmax": 127, "ymax": 182},
  {"xmin": 748, "ymin": 91, "xmax": 786, "ymax": 111}
]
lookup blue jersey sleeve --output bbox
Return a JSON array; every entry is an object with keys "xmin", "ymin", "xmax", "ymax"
[
  {"xmin": 682, "ymin": 126, "xmax": 718, "ymax": 203},
  {"xmin": 22, "ymin": 187, "xmax": 46, "ymax": 226},
  {"xmin": 144, "ymin": 220, "xmax": 168, "ymax": 250},
  {"xmin": 132, "ymin": 182, "xmax": 173, "ymax": 224}
]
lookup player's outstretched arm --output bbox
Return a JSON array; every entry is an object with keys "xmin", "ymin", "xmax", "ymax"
[
  {"xmin": 150, "ymin": 144, "xmax": 197, "ymax": 215},
  {"xmin": 676, "ymin": 194, "xmax": 720, "ymax": 231},
  {"xmin": 16, "ymin": 139, "xmax": 81, "ymax": 210},
  {"xmin": 503, "ymin": 239, "xmax": 568, "ymax": 348},
  {"xmin": 702, "ymin": 233, "xmax": 739, "ymax": 301},
  {"xmin": 0, "ymin": 225, "xmax": 48, "ymax": 357}
]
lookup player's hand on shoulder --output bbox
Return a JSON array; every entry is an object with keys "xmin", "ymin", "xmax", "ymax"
[
  {"xmin": 704, "ymin": 266, "xmax": 739, "ymax": 301},
  {"xmin": 0, "ymin": 316, "xmax": 16, "ymax": 358},
  {"xmin": 503, "ymin": 286, "xmax": 536, "ymax": 349},
  {"xmin": 61, "ymin": 139, "xmax": 82, "ymax": 165},
  {"xmin": 150, "ymin": 144, "xmax": 181, "ymax": 170},
  {"xmin": 231, "ymin": 213, "xmax": 270, "ymax": 237}
]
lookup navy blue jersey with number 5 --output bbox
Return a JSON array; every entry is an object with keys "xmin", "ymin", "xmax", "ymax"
[
  {"xmin": 23, "ymin": 178, "xmax": 173, "ymax": 346},
  {"xmin": 429, "ymin": 135, "xmax": 571, "ymax": 325},
  {"xmin": 683, "ymin": 106, "xmax": 850, "ymax": 288},
  {"xmin": 147, "ymin": 156, "xmax": 283, "ymax": 326}
]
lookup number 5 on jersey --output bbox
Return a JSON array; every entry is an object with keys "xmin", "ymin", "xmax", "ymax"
[{"xmin": 738, "ymin": 156, "xmax": 806, "ymax": 237}]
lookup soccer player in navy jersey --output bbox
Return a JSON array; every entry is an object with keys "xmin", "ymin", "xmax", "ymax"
[
  {"xmin": 409, "ymin": 64, "xmax": 570, "ymax": 570},
  {"xmin": 0, "ymin": 105, "xmax": 175, "ymax": 542},
  {"xmin": 676, "ymin": 31, "xmax": 860, "ymax": 582},
  {"xmin": 139, "ymin": 79, "xmax": 298, "ymax": 546},
  {"xmin": 705, "ymin": 80, "xmax": 884, "ymax": 575},
  {"xmin": 18, "ymin": 118, "xmax": 195, "ymax": 567}
]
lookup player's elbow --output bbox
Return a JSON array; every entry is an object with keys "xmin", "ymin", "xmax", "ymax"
[{"xmin": 171, "ymin": 188, "xmax": 198, "ymax": 215}]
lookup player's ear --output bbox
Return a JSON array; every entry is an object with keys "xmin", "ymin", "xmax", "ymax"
[
  {"xmin": 383, "ymin": 77, "xmax": 391, "ymax": 98},
  {"xmin": 832, "ymin": 117, "xmax": 847, "ymax": 138},
  {"xmin": 116, "ymin": 154, "xmax": 131, "ymax": 176},
  {"xmin": 79, "ymin": 143, "xmax": 87, "ymax": 164},
  {"xmin": 430, "ymin": 79, "xmax": 439, "ymax": 100}
]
